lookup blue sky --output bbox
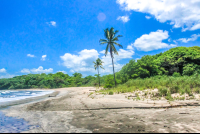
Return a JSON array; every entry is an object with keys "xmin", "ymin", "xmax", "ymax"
[{"xmin": 1, "ymin": 0, "xmax": 200, "ymax": 78}]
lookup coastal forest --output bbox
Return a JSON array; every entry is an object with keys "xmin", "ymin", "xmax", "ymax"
[{"xmin": 0, "ymin": 46, "xmax": 200, "ymax": 94}]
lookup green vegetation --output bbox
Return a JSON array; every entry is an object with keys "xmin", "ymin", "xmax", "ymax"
[
  {"xmin": 0, "ymin": 44, "xmax": 200, "ymax": 101},
  {"xmin": 100, "ymin": 27, "xmax": 123, "ymax": 86},
  {"xmin": 97, "ymin": 46, "xmax": 200, "ymax": 99},
  {"xmin": 115, "ymin": 46, "xmax": 200, "ymax": 83},
  {"xmin": 109, "ymin": 91, "xmax": 114, "ymax": 95},
  {"xmin": 0, "ymin": 72, "xmax": 96, "ymax": 89},
  {"xmin": 99, "ymin": 74, "xmax": 200, "ymax": 96}
]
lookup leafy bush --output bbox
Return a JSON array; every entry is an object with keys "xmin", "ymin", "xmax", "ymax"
[
  {"xmin": 183, "ymin": 64, "xmax": 195, "ymax": 76},
  {"xmin": 104, "ymin": 75, "xmax": 115, "ymax": 88},
  {"xmin": 193, "ymin": 88, "xmax": 200, "ymax": 94},
  {"xmin": 109, "ymin": 91, "xmax": 114, "ymax": 95},
  {"xmin": 173, "ymin": 72, "xmax": 181, "ymax": 77},
  {"xmin": 165, "ymin": 93, "xmax": 174, "ymax": 101},
  {"xmin": 185, "ymin": 86, "xmax": 193, "ymax": 96},
  {"xmin": 159, "ymin": 87, "xmax": 168, "ymax": 96},
  {"xmin": 170, "ymin": 85, "xmax": 180, "ymax": 94},
  {"xmin": 136, "ymin": 96, "xmax": 141, "ymax": 100}
]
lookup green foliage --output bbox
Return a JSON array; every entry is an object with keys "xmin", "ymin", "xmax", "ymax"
[
  {"xmin": 88, "ymin": 92, "xmax": 94, "ymax": 97},
  {"xmin": 170, "ymin": 85, "xmax": 180, "ymax": 94},
  {"xmin": 109, "ymin": 91, "xmax": 114, "ymax": 95},
  {"xmin": 173, "ymin": 72, "xmax": 181, "ymax": 77},
  {"xmin": 159, "ymin": 87, "xmax": 168, "ymax": 96},
  {"xmin": 179, "ymin": 96, "xmax": 185, "ymax": 100},
  {"xmin": 183, "ymin": 63, "xmax": 200, "ymax": 76},
  {"xmin": 193, "ymin": 88, "xmax": 200, "ymax": 94},
  {"xmin": 136, "ymin": 96, "xmax": 141, "ymax": 100},
  {"xmin": 104, "ymin": 75, "xmax": 115, "ymax": 88},
  {"xmin": 0, "ymin": 72, "xmax": 96, "ymax": 90},
  {"xmin": 165, "ymin": 92, "xmax": 174, "ymax": 101},
  {"xmin": 185, "ymin": 85, "xmax": 193, "ymax": 96},
  {"xmin": 98, "ymin": 73, "xmax": 200, "ymax": 97},
  {"xmin": 116, "ymin": 46, "xmax": 200, "ymax": 84},
  {"xmin": 1, "ymin": 46, "xmax": 200, "ymax": 93}
]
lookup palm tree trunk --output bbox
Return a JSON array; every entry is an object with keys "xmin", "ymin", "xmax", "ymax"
[
  {"xmin": 111, "ymin": 56, "xmax": 117, "ymax": 86},
  {"xmin": 98, "ymin": 66, "xmax": 100, "ymax": 88}
]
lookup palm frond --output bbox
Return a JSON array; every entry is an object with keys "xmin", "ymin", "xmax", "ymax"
[
  {"xmin": 110, "ymin": 27, "xmax": 115, "ymax": 39},
  {"xmin": 107, "ymin": 30, "xmax": 110, "ymax": 40},
  {"xmin": 105, "ymin": 44, "xmax": 110, "ymax": 56},
  {"xmin": 111, "ymin": 44, "xmax": 119, "ymax": 55},
  {"xmin": 100, "ymin": 66, "xmax": 105, "ymax": 70},
  {"xmin": 110, "ymin": 27, "xmax": 114, "ymax": 35},
  {"xmin": 116, "ymin": 35, "xmax": 123, "ymax": 38},
  {"xmin": 99, "ymin": 39, "xmax": 108, "ymax": 43},
  {"xmin": 104, "ymin": 28, "xmax": 110, "ymax": 40},
  {"xmin": 104, "ymin": 28, "xmax": 109, "ymax": 39},
  {"xmin": 100, "ymin": 42, "xmax": 108, "ymax": 45},
  {"xmin": 115, "ymin": 30, "xmax": 119, "ymax": 35},
  {"xmin": 112, "ymin": 37, "xmax": 119, "ymax": 41},
  {"xmin": 113, "ymin": 42, "xmax": 123, "ymax": 48}
]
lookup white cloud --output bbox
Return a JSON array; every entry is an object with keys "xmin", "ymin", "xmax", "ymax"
[
  {"xmin": 0, "ymin": 74, "xmax": 15, "ymax": 79},
  {"xmin": 21, "ymin": 66, "xmax": 53, "ymax": 74},
  {"xmin": 57, "ymin": 71, "xmax": 67, "ymax": 74},
  {"xmin": 127, "ymin": 45, "xmax": 134, "ymax": 50},
  {"xmin": 177, "ymin": 34, "xmax": 200, "ymax": 43},
  {"xmin": 145, "ymin": 16, "xmax": 151, "ymax": 19},
  {"xmin": 0, "ymin": 68, "xmax": 6, "ymax": 73},
  {"xmin": 173, "ymin": 40, "xmax": 177, "ymax": 44},
  {"xmin": 70, "ymin": 70, "xmax": 75, "ymax": 73},
  {"xmin": 115, "ymin": 49, "xmax": 135, "ymax": 60},
  {"xmin": 21, "ymin": 69, "xmax": 31, "ymax": 74},
  {"xmin": 117, "ymin": 0, "xmax": 200, "ymax": 31},
  {"xmin": 190, "ymin": 24, "xmax": 200, "ymax": 31},
  {"xmin": 100, "ymin": 49, "xmax": 135, "ymax": 74},
  {"xmin": 117, "ymin": 15, "xmax": 130, "ymax": 23},
  {"xmin": 47, "ymin": 21, "xmax": 56, "ymax": 27},
  {"xmin": 60, "ymin": 49, "xmax": 99, "ymax": 74},
  {"xmin": 60, "ymin": 48, "xmax": 135, "ymax": 75},
  {"xmin": 27, "ymin": 54, "xmax": 35, "ymax": 58},
  {"xmin": 132, "ymin": 30, "xmax": 176, "ymax": 51},
  {"xmin": 136, "ymin": 58, "xmax": 140, "ymax": 62},
  {"xmin": 41, "ymin": 55, "xmax": 47, "ymax": 61},
  {"xmin": 31, "ymin": 66, "xmax": 53, "ymax": 74},
  {"xmin": 100, "ymin": 50, "xmax": 105, "ymax": 54}
]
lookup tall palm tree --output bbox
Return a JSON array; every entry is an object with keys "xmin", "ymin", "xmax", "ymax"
[
  {"xmin": 99, "ymin": 27, "xmax": 123, "ymax": 86},
  {"xmin": 93, "ymin": 58, "xmax": 104, "ymax": 87}
]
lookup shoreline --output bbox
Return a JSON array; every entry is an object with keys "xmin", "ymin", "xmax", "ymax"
[
  {"xmin": 1, "ymin": 87, "xmax": 200, "ymax": 133},
  {"xmin": 0, "ymin": 89, "xmax": 59, "ymax": 108}
]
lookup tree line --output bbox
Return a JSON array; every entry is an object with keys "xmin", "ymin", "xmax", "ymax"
[{"xmin": 0, "ymin": 27, "xmax": 200, "ymax": 90}]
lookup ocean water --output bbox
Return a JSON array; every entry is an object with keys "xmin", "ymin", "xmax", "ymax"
[
  {"xmin": 0, "ymin": 111, "xmax": 37, "ymax": 133},
  {"xmin": 0, "ymin": 90, "xmax": 54, "ymax": 103},
  {"xmin": 0, "ymin": 90, "xmax": 53, "ymax": 133}
]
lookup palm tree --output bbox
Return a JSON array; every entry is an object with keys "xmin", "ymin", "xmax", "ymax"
[
  {"xmin": 93, "ymin": 58, "xmax": 104, "ymax": 87},
  {"xmin": 99, "ymin": 27, "xmax": 123, "ymax": 86}
]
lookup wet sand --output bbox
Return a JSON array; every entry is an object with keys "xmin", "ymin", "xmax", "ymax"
[{"xmin": 2, "ymin": 87, "xmax": 200, "ymax": 133}]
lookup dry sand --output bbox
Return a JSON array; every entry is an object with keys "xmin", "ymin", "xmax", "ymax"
[{"xmin": 2, "ymin": 87, "xmax": 200, "ymax": 133}]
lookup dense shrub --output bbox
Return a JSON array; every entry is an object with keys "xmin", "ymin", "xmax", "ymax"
[
  {"xmin": 173, "ymin": 72, "xmax": 181, "ymax": 77},
  {"xmin": 104, "ymin": 75, "xmax": 115, "ymax": 88}
]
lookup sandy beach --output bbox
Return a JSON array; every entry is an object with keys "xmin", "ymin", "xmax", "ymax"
[{"xmin": 1, "ymin": 87, "xmax": 200, "ymax": 133}]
